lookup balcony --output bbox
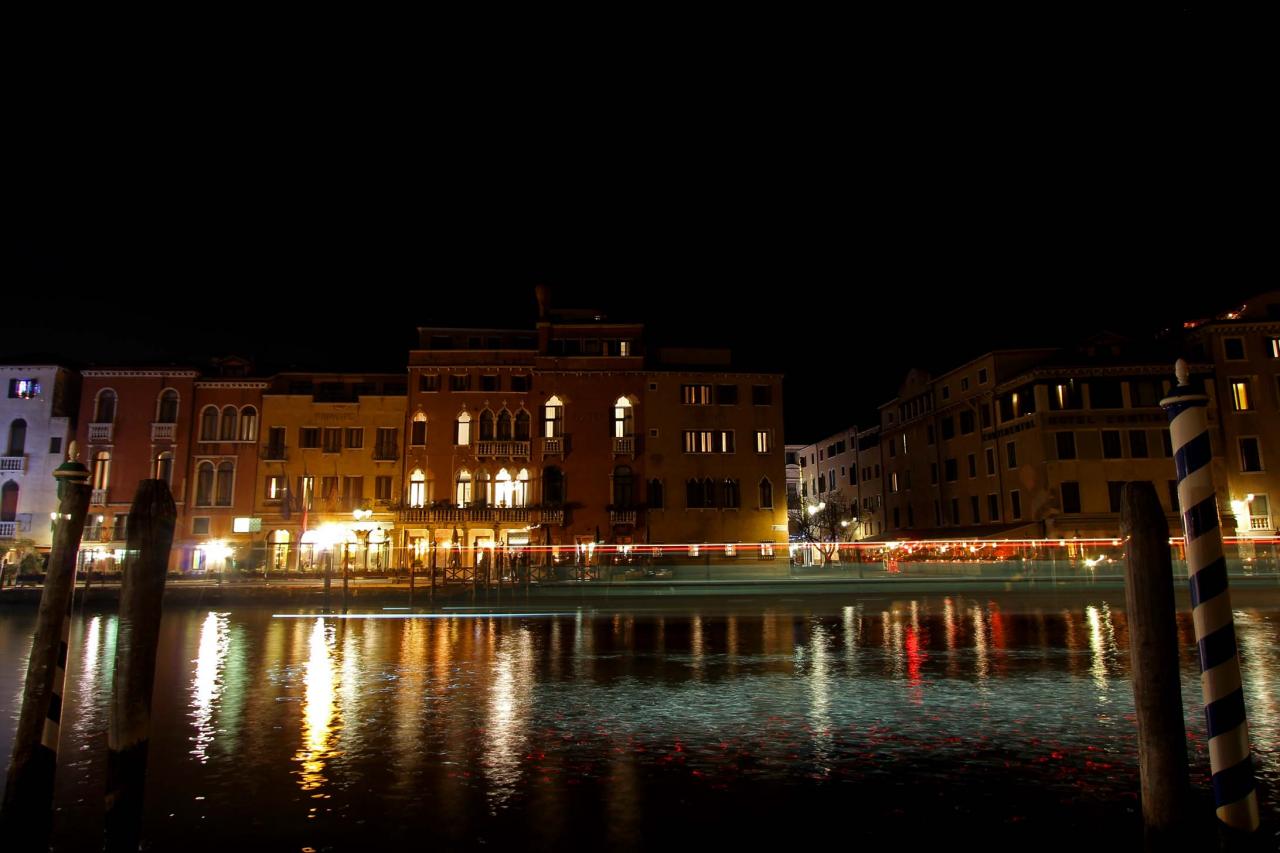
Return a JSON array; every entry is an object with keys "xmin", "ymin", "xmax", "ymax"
[
  {"xmin": 395, "ymin": 506, "xmax": 537, "ymax": 525},
  {"xmin": 89, "ymin": 423, "xmax": 113, "ymax": 442},
  {"xmin": 0, "ymin": 521, "xmax": 15, "ymax": 539},
  {"xmin": 539, "ymin": 507, "xmax": 564, "ymax": 525},
  {"xmin": 261, "ymin": 445, "xmax": 288, "ymax": 461},
  {"xmin": 542, "ymin": 437, "xmax": 565, "ymax": 456},
  {"xmin": 150, "ymin": 422, "xmax": 177, "ymax": 441},
  {"xmin": 1250, "ymin": 516, "xmax": 1272, "ymax": 531},
  {"xmin": 477, "ymin": 440, "xmax": 531, "ymax": 459},
  {"xmin": 372, "ymin": 447, "xmax": 399, "ymax": 461},
  {"xmin": 610, "ymin": 509, "xmax": 637, "ymax": 525},
  {"xmin": 0, "ymin": 456, "xmax": 26, "ymax": 473},
  {"xmin": 612, "ymin": 436, "xmax": 635, "ymax": 455},
  {"xmin": 91, "ymin": 488, "xmax": 109, "ymax": 505}
]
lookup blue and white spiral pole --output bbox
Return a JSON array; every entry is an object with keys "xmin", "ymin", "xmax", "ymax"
[{"xmin": 1162, "ymin": 358, "xmax": 1259, "ymax": 832}]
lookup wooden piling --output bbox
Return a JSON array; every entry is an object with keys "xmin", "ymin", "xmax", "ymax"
[
  {"xmin": 1120, "ymin": 481, "xmax": 1190, "ymax": 842},
  {"xmin": 104, "ymin": 479, "xmax": 176, "ymax": 853}
]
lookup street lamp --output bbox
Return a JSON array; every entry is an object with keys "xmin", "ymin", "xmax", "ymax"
[{"xmin": 351, "ymin": 508, "xmax": 374, "ymax": 583}]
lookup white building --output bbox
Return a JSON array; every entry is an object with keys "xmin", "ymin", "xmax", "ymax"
[{"xmin": 1, "ymin": 366, "xmax": 78, "ymax": 550}]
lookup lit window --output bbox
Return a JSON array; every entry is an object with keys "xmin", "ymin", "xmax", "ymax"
[
  {"xmin": 1231, "ymin": 379, "xmax": 1252, "ymax": 411},
  {"xmin": 456, "ymin": 411, "xmax": 472, "ymax": 445},
  {"xmin": 543, "ymin": 396, "xmax": 564, "ymax": 438},
  {"xmin": 756, "ymin": 430, "xmax": 772, "ymax": 453},
  {"xmin": 409, "ymin": 470, "xmax": 426, "ymax": 507},
  {"xmin": 613, "ymin": 397, "xmax": 634, "ymax": 438}
]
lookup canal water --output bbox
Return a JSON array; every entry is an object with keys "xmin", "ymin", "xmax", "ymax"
[{"xmin": 1, "ymin": 593, "xmax": 1277, "ymax": 850}]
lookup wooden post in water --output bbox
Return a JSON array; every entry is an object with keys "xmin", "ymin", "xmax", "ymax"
[
  {"xmin": 1121, "ymin": 481, "xmax": 1190, "ymax": 842},
  {"xmin": 104, "ymin": 479, "xmax": 176, "ymax": 853},
  {"xmin": 0, "ymin": 446, "xmax": 91, "ymax": 850}
]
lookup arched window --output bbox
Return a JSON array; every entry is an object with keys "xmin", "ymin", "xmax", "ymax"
[
  {"xmin": 497, "ymin": 409, "xmax": 513, "ymax": 440},
  {"xmin": 1, "ymin": 481, "xmax": 18, "ymax": 522},
  {"xmin": 722, "ymin": 478, "xmax": 740, "ymax": 509},
  {"xmin": 479, "ymin": 409, "xmax": 495, "ymax": 441},
  {"xmin": 515, "ymin": 410, "xmax": 531, "ymax": 441},
  {"xmin": 613, "ymin": 397, "xmax": 633, "ymax": 438},
  {"xmin": 514, "ymin": 468, "xmax": 529, "ymax": 507},
  {"xmin": 155, "ymin": 451, "xmax": 173, "ymax": 484},
  {"xmin": 95, "ymin": 389, "xmax": 117, "ymax": 424},
  {"xmin": 703, "ymin": 478, "xmax": 717, "ymax": 509},
  {"xmin": 157, "ymin": 389, "xmax": 179, "ymax": 423},
  {"xmin": 239, "ymin": 407, "xmax": 258, "ymax": 442},
  {"xmin": 200, "ymin": 406, "xmax": 218, "ymax": 441},
  {"xmin": 543, "ymin": 396, "xmax": 564, "ymax": 438},
  {"xmin": 409, "ymin": 469, "xmax": 426, "ymax": 507},
  {"xmin": 220, "ymin": 406, "xmax": 238, "ymax": 441},
  {"xmin": 411, "ymin": 412, "xmax": 427, "ymax": 446},
  {"xmin": 216, "ymin": 462, "xmax": 234, "ymax": 506},
  {"xmin": 612, "ymin": 465, "xmax": 634, "ymax": 507},
  {"xmin": 686, "ymin": 479, "xmax": 701, "ymax": 509},
  {"xmin": 475, "ymin": 470, "xmax": 491, "ymax": 506},
  {"xmin": 92, "ymin": 451, "xmax": 111, "ymax": 490},
  {"xmin": 543, "ymin": 466, "xmax": 564, "ymax": 505},
  {"xmin": 7, "ymin": 419, "xmax": 26, "ymax": 456},
  {"xmin": 196, "ymin": 461, "xmax": 215, "ymax": 506},
  {"xmin": 648, "ymin": 479, "xmax": 664, "ymax": 510},
  {"xmin": 759, "ymin": 477, "xmax": 774, "ymax": 509},
  {"xmin": 455, "ymin": 469, "xmax": 472, "ymax": 506},
  {"xmin": 455, "ymin": 412, "xmax": 472, "ymax": 446},
  {"xmin": 495, "ymin": 468, "xmax": 513, "ymax": 507}
]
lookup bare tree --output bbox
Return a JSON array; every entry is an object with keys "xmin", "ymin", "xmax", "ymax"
[{"xmin": 789, "ymin": 496, "xmax": 855, "ymax": 565}]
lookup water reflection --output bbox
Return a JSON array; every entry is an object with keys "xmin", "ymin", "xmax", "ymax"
[
  {"xmin": 294, "ymin": 618, "xmax": 339, "ymax": 796},
  {"xmin": 485, "ymin": 626, "xmax": 534, "ymax": 811},
  {"xmin": 190, "ymin": 612, "xmax": 230, "ymax": 763},
  {"xmin": 805, "ymin": 621, "xmax": 833, "ymax": 773},
  {"xmin": 1085, "ymin": 605, "xmax": 1109, "ymax": 697}
]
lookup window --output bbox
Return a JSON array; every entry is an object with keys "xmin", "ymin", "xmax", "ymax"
[
  {"xmin": 1129, "ymin": 430, "xmax": 1149, "ymax": 459},
  {"xmin": 8, "ymin": 378, "xmax": 41, "ymax": 399},
  {"xmin": 497, "ymin": 410, "xmax": 513, "ymax": 440},
  {"xmin": 375, "ymin": 428, "xmax": 398, "ymax": 459},
  {"xmin": 1006, "ymin": 442, "xmax": 1018, "ymax": 469},
  {"xmin": 215, "ymin": 462, "xmax": 234, "ymax": 506},
  {"xmin": 1240, "ymin": 437, "xmax": 1263, "ymax": 472},
  {"xmin": 510, "ymin": 374, "xmax": 530, "ymax": 392},
  {"xmin": 49, "ymin": 436, "xmax": 62, "ymax": 455},
  {"xmin": 1061, "ymin": 482, "xmax": 1081, "ymax": 514},
  {"xmin": 718, "ymin": 431, "xmax": 735, "ymax": 453},
  {"xmin": 1104, "ymin": 481, "xmax": 1123, "ymax": 513},
  {"xmin": 722, "ymin": 479, "xmax": 740, "ymax": 508},
  {"xmin": 266, "ymin": 427, "xmax": 286, "ymax": 458},
  {"xmin": 155, "ymin": 452, "xmax": 173, "ymax": 483},
  {"xmin": 344, "ymin": 476, "xmax": 364, "ymax": 509},
  {"xmin": 478, "ymin": 409, "xmax": 496, "ymax": 441},
  {"xmin": 716, "ymin": 385, "xmax": 738, "ymax": 405},
  {"xmin": 410, "ymin": 413, "xmax": 426, "ymax": 446},
  {"xmin": 196, "ymin": 462, "xmax": 215, "ymax": 506},
  {"xmin": 6, "ymin": 419, "xmax": 25, "ymax": 456},
  {"xmin": 985, "ymin": 447, "xmax": 996, "ymax": 476},
  {"xmin": 648, "ymin": 479, "xmax": 664, "ymax": 509},
  {"xmin": 455, "ymin": 470, "xmax": 472, "ymax": 506},
  {"xmin": 941, "ymin": 417, "xmax": 955, "ymax": 440},
  {"xmin": 681, "ymin": 384, "xmax": 713, "ymax": 405},
  {"xmin": 300, "ymin": 427, "xmax": 320, "ymax": 449},
  {"xmin": 220, "ymin": 407, "xmax": 237, "ymax": 441},
  {"xmin": 95, "ymin": 389, "xmax": 117, "ymax": 423},
  {"xmin": 297, "ymin": 476, "xmax": 314, "ymax": 510},
  {"xmin": 200, "ymin": 406, "xmax": 219, "ymax": 441},
  {"xmin": 346, "ymin": 427, "xmax": 364, "ymax": 449},
  {"xmin": 752, "ymin": 385, "xmax": 773, "ymax": 405},
  {"xmin": 1130, "ymin": 380, "xmax": 1162, "ymax": 408},
  {"xmin": 543, "ymin": 397, "xmax": 563, "ymax": 438},
  {"xmin": 980, "ymin": 404, "xmax": 991, "ymax": 430},
  {"xmin": 1011, "ymin": 490, "xmax": 1022, "ymax": 520},
  {"xmin": 450, "ymin": 373, "xmax": 472, "ymax": 392},
  {"xmin": 515, "ymin": 410, "xmax": 531, "ymax": 440},
  {"xmin": 481, "ymin": 374, "xmax": 499, "ymax": 392},
  {"xmin": 239, "ymin": 407, "xmax": 257, "ymax": 441},
  {"xmin": 759, "ymin": 478, "xmax": 773, "ymax": 509},
  {"xmin": 1230, "ymin": 378, "xmax": 1253, "ymax": 411},
  {"xmin": 683, "ymin": 430, "xmax": 712, "ymax": 453},
  {"xmin": 456, "ymin": 412, "xmax": 472, "ymax": 445},
  {"xmin": 944, "ymin": 458, "xmax": 957, "ymax": 482},
  {"xmin": 613, "ymin": 397, "xmax": 634, "ymax": 437},
  {"xmin": 959, "ymin": 411, "xmax": 974, "ymax": 434},
  {"xmin": 321, "ymin": 476, "xmax": 339, "ymax": 505},
  {"xmin": 755, "ymin": 430, "xmax": 773, "ymax": 453},
  {"xmin": 1056, "ymin": 432, "xmax": 1077, "ymax": 460},
  {"xmin": 266, "ymin": 475, "xmax": 286, "ymax": 502},
  {"xmin": 988, "ymin": 493, "xmax": 1000, "ymax": 521},
  {"xmin": 543, "ymin": 467, "xmax": 565, "ymax": 504},
  {"xmin": 890, "ymin": 472, "xmax": 899, "ymax": 493},
  {"xmin": 941, "ymin": 385, "xmax": 950, "ymax": 400},
  {"xmin": 323, "ymin": 428, "xmax": 342, "ymax": 453},
  {"xmin": 419, "ymin": 373, "xmax": 440, "ymax": 392},
  {"xmin": 1224, "ymin": 337, "xmax": 1246, "ymax": 360},
  {"xmin": 978, "ymin": 368, "xmax": 989, "ymax": 384},
  {"xmin": 970, "ymin": 495, "xmax": 980, "ymax": 523},
  {"xmin": 376, "ymin": 476, "xmax": 392, "ymax": 502},
  {"xmin": 961, "ymin": 377, "xmax": 970, "ymax": 392},
  {"xmin": 157, "ymin": 389, "xmax": 179, "ymax": 423},
  {"xmin": 1048, "ymin": 380, "xmax": 1081, "ymax": 411},
  {"xmin": 1102, "ymin": 430, "xmax": 1123, "ymax": 459},
  {"xmin": 89, "ymin": 450, "xmax": 108, "ymax": 489},
  {"xmin": 192, "ymin": 517, "xmax": 211, "ymax": 536},
  {"xmin": 1270, "ymin": 337, "xmax": 1280, "ymax": 359},
  {"xmin": 967, "ymin": 453, "xmax": 977, "ymax": 477},
  {"xmin": 1089, "ymin": 380, "xmax": 1124, "ymax": 409}
]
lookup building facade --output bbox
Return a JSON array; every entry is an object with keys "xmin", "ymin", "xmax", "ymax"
[{"xmin": 1, "ymin": 365, "xmax": 78, "ymax": 550}]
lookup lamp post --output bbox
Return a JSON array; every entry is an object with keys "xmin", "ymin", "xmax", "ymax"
[{"xmin": 351, "ymin": 509, "xmax": 374, "ymax": 594}]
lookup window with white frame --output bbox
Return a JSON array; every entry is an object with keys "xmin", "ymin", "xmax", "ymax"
[
  {"xmin": 543, "ymin": 397, "xmax": 564, "ymax": 438},
  {"xmin": 613, "ymin": 397, "xmax": 634, "ymax": 437},
  {"xmin": 456, "ymin": 411, "xmax": 472, "ymax": 445},
  {"xmin": 409, "ymin": 469, "xmax": 426, "ymax": 507},
  {"xmin": 756, "ymin": 430, "xmax": 772, "ymax": 453}
]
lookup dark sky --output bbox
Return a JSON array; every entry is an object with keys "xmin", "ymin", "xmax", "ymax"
[{"xmin": 8, "ymin": 8, "xmax": 1266, "ymax": 442}]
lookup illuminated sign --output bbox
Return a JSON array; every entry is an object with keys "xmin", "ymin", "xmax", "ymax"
[{"xmin": 233, "ymin": 517, "xmax": 262, "ymax": 533}]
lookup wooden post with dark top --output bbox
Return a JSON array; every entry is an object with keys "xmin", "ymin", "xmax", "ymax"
[
  {"xmin": 1120, "ymin": 480, "xmax": 1190, "ymax": 842},
  {"xmin": 104, "ymin": 479, "xmax": 176, "ymax": 853},
  {"xmin": 0, "ymin": 445, "xmax": 91, "ymax": 850}
]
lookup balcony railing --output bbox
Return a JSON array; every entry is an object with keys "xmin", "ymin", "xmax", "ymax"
[
  {"xmin": 89, "ymin": 423, "xmax": 113, "ymax": 442},
  {"xmin": 477, "ymin": 440, "xmax": 531, "ymax": 458},
  {"xmin": 373, "ymin": 447, "xmax": 399, "ymax": 461},
  {"xmin": 610, "ymin": 509, "xmax": 637, "ymax": 525},
  {"xmin": 396, "ymin": 506, "xmax": 541, "ymax": 525},
  {"xmin": 0, "ymin": 456, "xmax": 26, "ymax": 473},
  {"xmin": 612, "ymin": 436, "xmax": 635, "ymax": 455},
  {"xmin": 91, "ymin": 488, "xmax": 109, "ymax": 505},
  {"xmin": 0, "ymin": 521, "xmax": 15, "ymax": 539},
  {"xmin": 150, "ymin": 422, "xmax": 177, "ymax": 441},
  {"xmin": 1250, "ymin": 516, "xmax": 1272, "ymax": 531},
  {"xmin": 539, "ymin": 507, "xmax": 564, "ymax": 525},
  {"xmin": 542, "ymin": 437, "xmax": 564, "ymax": 456},
  {"xmin": 261, "ymin": 446, "xmax": 288, "ymax": 460}
]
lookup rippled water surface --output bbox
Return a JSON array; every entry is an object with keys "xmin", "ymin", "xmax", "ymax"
[{"xmin": 1, "ymin": 592, "xmax": 1277, "ymax": 850}]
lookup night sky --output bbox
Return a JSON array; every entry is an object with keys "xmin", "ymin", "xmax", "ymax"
[{"xmin": 9, "ymin": 9, "xmax": 1265, "ymax": 442}]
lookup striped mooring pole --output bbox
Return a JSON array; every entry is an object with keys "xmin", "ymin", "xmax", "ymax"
[{"xmin": 1161, "ymin": 358, "xmax": 1259, "ymax": 831}]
